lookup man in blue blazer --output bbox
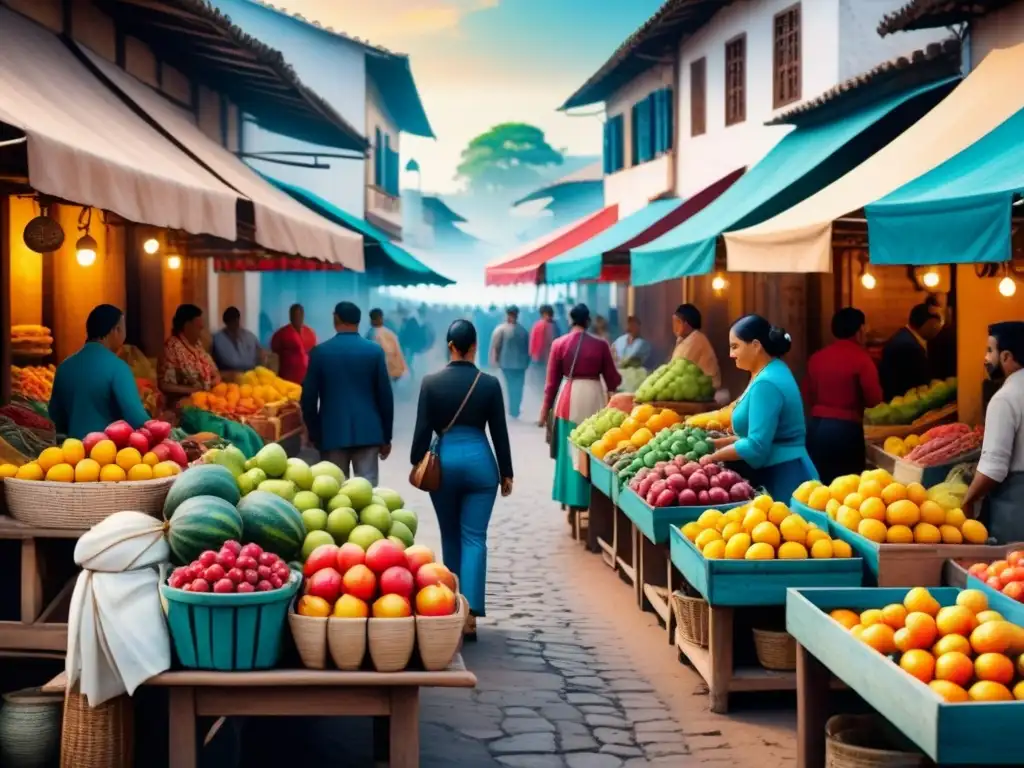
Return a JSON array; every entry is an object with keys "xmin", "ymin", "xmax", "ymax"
[{"xmin": 301, "ymin": 302, "xmax": 394, "ymax": 486}]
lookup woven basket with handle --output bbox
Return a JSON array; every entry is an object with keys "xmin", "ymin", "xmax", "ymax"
[
  {"xmin": 671, "ymin": 590, "xmax": 709, "ymax": 648},
  {"xmin": 4, "ymin": 476, "xmax": 174, "ymax": 529},
  {"xmin": 752, "ymin": 628, "xmax": 797, "ymax": 671},
  {"xmin": 825, "ymin": 714, "xmax": 933, "ymax": 768}
]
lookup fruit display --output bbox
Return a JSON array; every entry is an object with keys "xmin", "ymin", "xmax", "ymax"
[
  {"xmin": 634, "ymin": 358, "xmax": 715, "ymax": 404},
  {"xmin": 865, "ymin": 378, "xmax": 957, "ymax": 426},
  {"xmin": 239, "ymin": 366, "xmax": 302, "ymax": 401},
  {"xmin": 830, "ymin": 587, "xmax": 1024, "ymax": 702},
  {"xmin": 685, "ymin": 403, "xmax": 733, "ymax": 431},
  {"xmin": 617, "ymin": 363, "xmax": 649, "ymax": 394},
  {"xmin": 965, "ymin": 549, "xmax": 1024, "ymax": 603},
  {"xmin": 136, "ymin": 377, "xmax": 163, "ymax": 418},
  {"xmin": 188, "ymin": 383, "xmax": 274, "ymax": 418},
  {"xmin": 10, "ymin": 365, "xmax": 54, "ymax": 402},
  {"xmin": 296, "ymin": 541, "xmax": 458, "ymax": 620},
  {"xmin": 794, "ymin": 472, "xmax": 989, "ymax": 546},
  {"xmin": 1, "ymin": 419, "xmax": 186, "ymax": 483},
  {"xmin": 616, "ymin": 422, "xmax": 714, "ymax": 487},
  {"xmin": 629, "ymin": 457, "xmax": 755, "ymax": 508},
  {"xmin": 585, "ymin": 404, "xmax": 684, "ymax": 461},
  {"xmin": 10, "ymin": 324, "xmax": 53, "ymax": 357},
  {"xmin": 904, "ymin": 424, "xmax": 982, "ymax": 467},
  {"xmin": 680, "ymin": 495, "xmax": 854, "ymax": 560},
  {"xmin": 166, "ymin": 540, "xmax": 295, "ymax": 594},
  {"xmin": 569, "ymin": 407, "xmax": 627, "ymax": 449}
]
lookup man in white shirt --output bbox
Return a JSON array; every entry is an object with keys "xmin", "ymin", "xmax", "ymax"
[{"xmin": 963, "ymin": 321, "xmax": 1024, "ymax": 542}]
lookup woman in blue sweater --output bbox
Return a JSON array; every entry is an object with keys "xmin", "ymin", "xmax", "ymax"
[{"xmin": 705, "ymin": 315, "xmax": 818, "ymax": 502}]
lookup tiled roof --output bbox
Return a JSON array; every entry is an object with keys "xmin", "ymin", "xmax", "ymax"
[
  {"xmin": 768, "ymin": 39, "xmax": 961, "ymax": 126},
  {"xmin": 877, "ymin": 0, "xmax": 1014, "ymax": 35},
  {"xmin": 560, "ymin": 0, "xmax": 732, "ymax": 110}
]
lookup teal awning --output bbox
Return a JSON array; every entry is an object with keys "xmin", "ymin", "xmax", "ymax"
[
  {"xmin": 265, "ymin": 176, "xmax": 453, "ymax": 286},
  {"xmin": 866, "ymin": 106, "xmax": 1024, "ymax": 265},
  {"xmin": 630, "ymin": 77, "xmax": 957, "ymax": 286}
]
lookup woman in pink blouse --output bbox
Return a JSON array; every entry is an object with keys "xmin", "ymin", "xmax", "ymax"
[{"xmin": 539, "ymin": 304, "xmax": 622, "ymax": 511}]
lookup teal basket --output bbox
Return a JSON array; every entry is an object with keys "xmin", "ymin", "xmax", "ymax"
[{"xmin": 160, "ymin": 570, "xmax": 301, "ymax": 671}]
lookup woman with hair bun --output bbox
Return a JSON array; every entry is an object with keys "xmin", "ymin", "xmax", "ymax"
[{"xmin": 704, "ymin": 314, "xmax": 817, "ymax": 502}]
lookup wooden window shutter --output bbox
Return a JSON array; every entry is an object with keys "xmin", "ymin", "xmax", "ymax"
[
  {"xmin": 725, "ymin": 35, "xmax": 746, "ymax": 126},
  {"xmin": 690, "ymin": 59, "xmax": 706, "ymax": 136},
  {"xmin": 773, "ymin": 4, "xmax": 802, "ymax": 109}
]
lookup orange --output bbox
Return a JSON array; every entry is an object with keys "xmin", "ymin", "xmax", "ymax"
[
  {"xmin": 904, "ymin": 612, "xmax": 938, "ymax": 649},
  {"xmin": 918, "ymin": 500, "xmax": 947, "ymax": 526},
  {"xmin": 681, "ymin": 522, "xmax": 702, "ymax": 542},
  {"xmin": 751, "ymin": 522, "xmax": 781, "ymax": 548},
  {"xmin": 792, "ymin": 481, "xmax": 818, "ymax": 504},
  {"xmin": 974, "ymin": 652, "xmax": 1015, "ymax": 685},
  {"xmin": 968, "ymin": 681, "xmax": 1014, "ymax": 702},
  {"xmin": 90, "ymin": 439, "xmax": 118, "ymax": 466},
  {"xmin": 929, "ymin": 680, "xmax": 970, "ymax": 703},
  {"xmin": 36, "ymin": 446, "xmax": 65, "ymax": 473},
  {"xmin": 904, "ymin": 587, "xmax": 941, "ymax": 617},
  {"xmin": 1014, "ymin": 680, "xmax": 1024, "ymax": 701},
  {"xmin": 850, "ymin": 624, "xmax": 866, "ymax": 641},
  {"xmin": 859, "ymin": 497, "xmax": 886, "ymax": 522},
  {"xmin": 932, "ymin": 634, "xmax": 972, "ymax": 657},
  {"xmin": 660, "ymin": 410, "xmax": 681, "ymax": 426},
  {"xmin": 858, "ymin": 479, "xmax": 882, "ymax": 499},
  {"xmin": 116, "ymin": 447, "xmax": 142, "ymax": 472},
  {"xmin": 780, "ymin": 515, "xmax": 809, "ymax": 543},
  {"xmin": 807, "ymin": 486, "xmax": 832, "ymax": 511},
  {"xmin": 935, "ymin": 651, "xmax": 974, "ymax": 686},
  {"xmin": 945, "ymin": 508, "xmax": 968, "ymax": 528},
  {"xmin": 768, "ymin": 502, "xmax": 791, "ymax": 526},
  {"xmin": 61, "ymin": 438, "xmax": 86, "ymax": 466},
  {"xmin": 886, "ymin": 500, "xmax": 920, "ymax": 527},
  {"xmin": 886, "ymin": 525, "xmax": 914, "ymax": 544},
  {"xmin": 631, "ymin": 404, "xmax": 655, "ymax": 422},
  {"xmin": 832, "ymin": 539, "xmax": 853, "ymax": 558},
  {"xmin": 742, "ymin": 509, "xmax": 768, "ymax": 533},
  {"xmin": 961, "ymin": 519, "xmax": 989, "ymax": 544},
  {"xmin": 970, "ymin": 621, "xmax": 1017, "ymax": 655},
  {"xmin": 858, "ymin": 518, "xmax": 887, "ymax": 544},
  {"xmin": 603, "ymin": 427, "xmax": 625, "ymax": 445},
  {"xmin": 882, "ymin": 604, "xmax": 908, "ymax": 630},
  {"xmin": 619, "ymin": 419, "xmax": 639, "ymax": 437},
  {"xmin": 0, "ymin": 464, "xmax": 17, "ymax": 479},
  {"xmin": 752, "ymin": 495, "xmax": 774, "ymax": 512},
  {"xmin": 956, "ymin": 589, "xmax": 988, "ymax": 615},
  {"xmin": 860, "ymin": 623, "xmax": 896, "ymax": 654},
  {"xmin": 629, "ymin": 428, "xmax": 653, "ymax": 447},
  {"xmin": 842, "ymin": 492, "xmax": 864, "ymax": 511},
  {"xmin": 14, "ymin": 462, "xmax": 43, "ymax": 481},
  {"xmin": 99, "ymin": 464, "xmax": 126, "ymax": 483},
  {"xmin": 860, "ymin": 608, "xmax": 885, "ymax": 627},
  {"xmin": 976, "ymin": 610, "xmax": 1004, "ymax": 624},
  {"xmin": 906, "ymin": 482, "xmax": 929, "ymax": 507},
  {"xmin": 936, "ymin": 605, "xmax": 977, "ymax": 637},
  {"xmin": 939, "ymin": 525, "xmax": 963, "ymax": 544},
  {"xmin": 829, "ymin": 609, "xmax": 860, "ymax": 630},
  {"xmin": 127, "ymin": 463, "xmax": 154, "ymax": 482},
  {"xmin": 646, "ymin": 414, "xmax": 666, "ymax": 433},
  {"xmin": 881, "ymin": 482, "xmax": 908, "ymax": 506},
  {"xmin": 899, "ymin": 649, "xmax": 935, "ymax": 683},
  {"xmin": 44, "ymin": 463, "xmax": 74, "ymax": 483},
  {"xmin": 153, "ymin": 461, "xmax": 181, "ymax": 478},
  {"xmin": 894, "ymin": 628, "xmax": 912, "ymax": 653},
  {"xmin": 913, "ymin": 522, "xmax": 942, "ymax": 544},
  {"xmin": 74, "ymin": 459, "xmax": 101, "ymax": 483},
  {"xmin": 591, "ymin": 441, "xmax": 610, "ymax": 460}
]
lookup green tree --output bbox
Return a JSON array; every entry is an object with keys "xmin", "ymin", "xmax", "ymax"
[{"xmin": 456, "ymin": 123, "xmax": 564, "ymax": 192}]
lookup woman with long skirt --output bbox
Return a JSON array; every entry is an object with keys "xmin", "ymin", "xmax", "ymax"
[
  {"xmin": 411, "ymin": 320, "xmax": 512, "ymax": 639},
  {"xmin": 539, "ymin": 304, "xmax": 622, "ymax": 515}
]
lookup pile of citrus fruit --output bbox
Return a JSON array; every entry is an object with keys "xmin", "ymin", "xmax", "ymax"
[
  {"xmin": 794, "ymin": 471, "xmax": 987, "ymax": 546},
  {"xmin": 0, "ymin": 437, "xmax": 182, "ymax": 483},
  {"xmin": 830, "ymin": 588, "xmax": 1024, "ymax": 702},
  {"xmin": 680, "ymin": 495, "xmax": 854, "ymax": 560},
  {"xmin": 590, "ymin": 403, "xmax": 681, "ymax": 460}
]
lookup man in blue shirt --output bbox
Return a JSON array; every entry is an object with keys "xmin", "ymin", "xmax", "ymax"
[
  {"xmin": 491, "ymin": 305, "xmax": 530, "ymax": 419},
  {"xmin": 211, "ymin": 306, "xmax": 263, "ymax": 374},
  {"xmin": 301, "ymin": 302, "xmax": 394, "ymax": 486}
]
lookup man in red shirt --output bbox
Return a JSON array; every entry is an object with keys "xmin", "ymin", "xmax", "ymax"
[
  {"xmin": 271, "ymin": 304, "xmax": 317, "ymax": 384},
  {"xmin": 803, "ymin": 307, "xmax": 883, "ymax": 483}
]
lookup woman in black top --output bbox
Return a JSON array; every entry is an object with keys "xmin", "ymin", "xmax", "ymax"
[{"xmin": 411, "ymin": 320, "xmax": 513, "ymax": 639}]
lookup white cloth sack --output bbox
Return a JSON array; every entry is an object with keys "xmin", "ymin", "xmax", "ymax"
[{"xmin": 66, "ymin": 511, "xmax": 172, "ymax": 707}]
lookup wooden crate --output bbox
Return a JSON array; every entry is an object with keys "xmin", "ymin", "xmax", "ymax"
[
  {"xmin": 863, "ymin": 402, "xmax": 957, "ymax": 442},
  {"xmin": 587, "ymin": 454, "xmax": 615, "ymax": 498},
  {"xmin": 616, "ymin": 487, "xmax": 745, "ymax": 544},
  {"xmin": 892, "ymin": 450, "xmax": 980, "ymax": 486},
  {"xmin": 788, "ymin": 586, "xmax": 1023, "ymax": 765}
]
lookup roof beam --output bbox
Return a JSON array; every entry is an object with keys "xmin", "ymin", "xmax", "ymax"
[{"xmin": 110, "ymin": 0, "xmax": 209, "ymax": 24}]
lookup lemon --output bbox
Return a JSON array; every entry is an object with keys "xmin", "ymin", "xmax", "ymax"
[
  {"xmin": 913, "ymin": 522, "xmax": 942, "ymax": 544},
  {"xmin": 780, "ymin": 515, "xmax": 808, "ymax": 543},
  {"xmin": 752, "ymin": 495, "xmax": 774, "ymax": 512},
  {"xmin": 74, "ymin": 459, "xmax": 101, "ymax": 483},
  {"xmin": 810, "ymin": 539, "xmax": 834, "ymax": 559},
  {"xmin": 806, "ymin": 528, "xmax": 831, "ymax": 547},
  {"xmin": 832, "ymin": 539, "xmax": 853, "ymax": 558},
  {"xmin": 825, "ymin": 498, "xmax": 841, "ymax": 519},
  {"xmin": 695, "ymin": 529, "xmax": 723, "ymax": 551},
  {"xmin": 751, "ymin": 521, "xmax": 781, "ymax": 549},
  {"xmin": 142, "ymin": 451, "xmax": 160, "ymax": 467},
  {"xmin": 153, "ymin": 461, "xmax": 181, "ymax": 478},
  {"xmin": 807, "ymin": 486, "xmax": 832, "ymax": 511},
  {"xmin": 721, "ymin": 522, "xmax": 743, "ymax": 540},
  {"xmin": 15, "ymin": 462, "xmax": 44, "ymax": 481},
  {"xmin": 0, "ymin": 464, "xmax": 18, "ymax": 478},
  {"xmin": 961, "ymin": 519, "xmax": 988, "ymax": 544},
  {"xmin": 842, "ymin": 492, "xmax": 864, "ymax": 510},
  {"xmin": 778, "ymin": 541, "xmax": 809, "ymax": 559},
  {"xmin": 724, "ymin": 533, "xmax": 751, "ymax": 559},
  {"xmin": 116, "ymin": 447, "xmax": 143, "ymax": 472},
  {"xmin": 742, "ymin": 509, "xmax": 768, "ymax": 533},
  {"xmin": 886, "ymin": 525, "xmax": 914, "ymax": 544},
  {"xmin": 792, "ymin": 481, "xmax": 818, "ymax": 504},
  {"xmin": 61, "ymin": 439, "xmax": 86, "ymax": 466},
  {"xmin": 127, "ymin": 463, "xmax": 154, "ymax": 482},
  {"xmin": 698, "ymin": 509, "xmax": 724, "ymax": 529},
  {"xmin": 45, "ymin": 463, "xmax": 75, "ymax": 483},
  {"xmin": 836, "ymin": 506, "xmax": 862, "ymax": 531},
  {"xmin": 768, "ymin": 502, "xmax": 791, "ymax": 526},
  {"xmin": 945, "ymin": 508, "xmax": 967, "ymax": 529},
  {"xmin": 745, "ymin": 542, "xmax": 776, "ymax": 560},
  {"xmin": 37, "ymin": 447, "xmax": 65, "ymax": 473},
  {"xmin": 702, "ymin": 540, "xmax": 726, "ymax": 559},
  {"xmin": 681, "ymin": 522, "xmax": 703, "ymax": 542},
  {"xmin": 939, "ymin": 524, "xmax": 963, "ymax": 544},
  {"xmin": 858, "ymin": 518, "xmax": 888, "ymax": 543},
  {"xmin": 99, "ymin": 464, "xmax": 126, "ymax": 483}
]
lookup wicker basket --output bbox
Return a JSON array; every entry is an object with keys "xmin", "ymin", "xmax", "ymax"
[
  {"xmin": 60, "ymin": 685, "xmax": 133, "ymax": 768},
  {"xmin": 288, "ymin": 598, "xmax": 328, "ymax": 670},
  {"xmin": 671, "ymin": 590, "xmax": 709, "ymax": 648},
  {"xmin": 328, "ymin": 617, "xmax": 368, "ymax": 671},
  {"xmin": 415, "ymin": 594, "xmax": 468, "ymax": 671},
  {"xmin": 825, "ymin": 714, "xmax": 932, "ymax": 768},
  {"xmin": 367, "ymin": 616, "xmax": 415, "ymax": 672},
  {"xmin": 0, "ymin": 687, "xmax": 63, "ymax": 767},
  {"xmin": 4, "ymin": 476, "xmax": 174, "ymax": 529},
  {"xmin": 752, "ymin": 628, "xmax": 797, "ymax": 671}
]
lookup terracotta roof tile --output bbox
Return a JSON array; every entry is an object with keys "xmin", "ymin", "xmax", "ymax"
[{"xmin": 877, "ymin": 0, "xmax": 1013, "ymax": 36}]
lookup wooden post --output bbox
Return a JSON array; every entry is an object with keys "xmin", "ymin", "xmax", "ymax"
[
  {"xmin": 0, "ymin": 195, "xmax": 10, "ymax": 404},
  {"xmin": 168, "ymin": 687, "xmax": 198, "ymax": 768},
  {"xmin": 796, "ymin": 642, "xmax": 830, "ymax": 768},
  {"xmin": 707, "ymin": 606, "xmax": 733, "ymax": 714},
  {"xmin": 124, "ymin": 224, "xmax": 143, "ymax": 349},
  {"xmin": 389, "ymin": 688, "xmax": 419, "ymax": 768}
]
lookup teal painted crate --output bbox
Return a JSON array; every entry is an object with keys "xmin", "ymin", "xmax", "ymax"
[
  {"xmin": 964, "ymin": 572, "xmax": 1024, "ymax": 625},
  {"xmin": 617, "ymin": 487, "xmax": 746, "ymax": 544},
  {"xmin": 787, "ymin": 586, "xmax": 1024, "ymax": 765},
  {"xmin": 161, "ymin": 570, "xmax": 301, "ymax": 671},
  {"xmin": 588, "ymin": 453, "xmax": 615, "ymax": 498},
  {"xmin": 788, "ymin": 498, "xmax": 836, "ymax": 531},
  {"xmin": 669, "ymin": 526, "xmax": 862, "ymax": 607}
]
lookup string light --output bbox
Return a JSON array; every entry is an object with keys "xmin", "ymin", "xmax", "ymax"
[
  {"xmin": 143, "ymin": 238, "xmax": 160, "ymax": 255},
  {"xmin": 75, "ymin": 234, "xmax": 97, "ymax": 267},
  {"xmin": 167, "ymin": 255, "xmax": 182, "ymax": 270},
  {"xmin": 711, "ymin": 273, "xmax": 727, "ymax": 292},
  {"xmin": 860, "ymin": 271, "xmax": 877, "ymax": 290},
  {"xmin": 922, "ymin": 269, "xmax": 940, "ymax": 289},
  {"xmin": 999, "ymin": 275, "xmax": 1017, "ymax": 297}
]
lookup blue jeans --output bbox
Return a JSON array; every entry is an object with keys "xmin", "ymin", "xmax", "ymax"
[
  {"xmin": 501, "ymin": 368, "xmax": 526, "ymax": 418},
  {"xmin": 429, "ymin": 427, "xmax": 499, "ymax": 616}
]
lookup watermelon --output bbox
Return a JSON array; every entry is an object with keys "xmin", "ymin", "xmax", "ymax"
[
  {"xmin": 163, "ymin": 464, "xmax": 241, "ymax": 520},
  {"xmin": 166, "ymin": 496, "xmax": 243, "ymax": 565},
  {"xmin": 236, "ymin": 490, "xmax": 306, "ymax": 560}
]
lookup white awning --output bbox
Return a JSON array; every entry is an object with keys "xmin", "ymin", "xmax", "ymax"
[
  {"xmin": 80, "ymin": 47, "xmax": 364, "ymax": 269},
  {"xmin": 0, "ymin": 8, "xmax": 237, "ymax": 240}
]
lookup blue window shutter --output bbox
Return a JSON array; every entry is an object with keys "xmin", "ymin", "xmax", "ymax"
[
  {"xmin": 642, "ymin": 96, "xmax": 654, "ymax": 162},
  {"xmin": 602, "ymin": 121, "xmax": 611, "ymax": 174},
  {"xmin": 384, "ymin": 134, "xmax": 391, "ymax": 192},
  {"xmin": 653, "ymin": 91, "xmax": 666, "ymax": 154},
  {"xmin": 664, "ymin": 88, "xmax": 674, "ymax": 151},
  {"xmin": 374, "ymin": 128, "xmax": 383, "ymax": 186},
  {"xmin": 616, "ymin": 115, "xmax": 625, "ymax": 171}
]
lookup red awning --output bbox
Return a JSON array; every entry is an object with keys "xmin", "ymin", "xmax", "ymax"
[{"xmin": 484, "ymin": 206, "xmax": 619, "ymax": 286}]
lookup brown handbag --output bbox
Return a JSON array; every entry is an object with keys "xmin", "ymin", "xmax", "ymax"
[{"xmin": 409, "ymin": 372, "xmax": 483, "ymax": 492}]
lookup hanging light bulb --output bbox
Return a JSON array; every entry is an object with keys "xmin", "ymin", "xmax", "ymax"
[
  {"xmin": 860, "ymin": 271, "xmax": 877, "ymax": 290},
  {"xmin": 999, "ymin": 275, "xmax": 1017, "ymax": 297},
  {"xmin": 143, "ymin": 238, "xmax": 160, "ymax": 255},
  {"xmin": 75, "ymin": 234, "xmax": 97, "ymax": 267},
  {"xmin": 922, "ymin": 269, "xmax": 940, "ymax": 289},
  {"xmin": 711, "ymin": 273, "xmax": 727, "ymax": 292},
  {"xmin": 166, "ymin": 255, "xmax": 182, "ymax": 270}
]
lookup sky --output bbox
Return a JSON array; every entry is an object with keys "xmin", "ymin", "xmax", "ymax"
[{"xmin": 266, "ymin": 0, "xmax": 666, "ymax": 193}]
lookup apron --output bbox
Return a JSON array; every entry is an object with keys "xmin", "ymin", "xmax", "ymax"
[
  {"xmin": 551, "ymin": 333, "xmax": 606, "ymax": 508},
  {"xmin": 985, "ymin": 471, "xmax": 1024, "ymax": 544}
]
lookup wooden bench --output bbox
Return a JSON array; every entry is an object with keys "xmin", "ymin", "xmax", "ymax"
[{"xmin": 45, "ymin": 656, "xmax": 477, "ymax": 768}]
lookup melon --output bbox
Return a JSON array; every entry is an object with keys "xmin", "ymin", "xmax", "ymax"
[
  {"xmin": 236, "ymin": 490, "xmax": 306, "ymax": 560},
  {"xmin": 163, "ymin": 464, "xmax": 241, "ymax": 520},
  {"xmin": 166, "ymin": 496, "xmax": 243, "ymax": 565}
]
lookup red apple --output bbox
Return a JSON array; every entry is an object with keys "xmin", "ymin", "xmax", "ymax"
[
  {"xmin": 104, "ymin": 420, "xmax": 133, "ymax": 449},
  {"xmin": 128, "ymin": 431, "xmax": 151, "ymax": 454},
  {"xmin": 305, "ymin": 568, "xmax": 343, "ymax": 603},
  {"xmin": 144, "ymin": 419, "xmax": 172, "ymax": 443},
  {"xmin": 415, "ymin": 562, "xmax": 457, "ymax": 592},
  {"xmin": 365, "ymin": 539, "xmax": 406, "ymax": 575},
  {"xmin": 303, "ymin": 544, "xmax": 340, "ymax": 578},
  {"xmin": 372, "ymin": 593, "xmax": 412, "ymax": 618},
  {"xmin": 161, "ymin": 440, "xmax": 188, "ymax": 468},
  {"xmin": 342, "ymin": 564, "xmax": 376, "ymax": 602},
  {"xmin": 403, "ymin": 545, "xmax": 434, "ymax": 575},
  {"xmin": 83, "ymin": 432, "xmax": 107, "ymax": 455},
  {"xmin": 138, "ymin": 427, "xmax": 154, "ymax": 448},
  {"xmin": 415, "ymin": 584, "xmax": 457, "ymax": 616},
  {"xmin": 987, "ymin": 576, "xmax": 1004, "ymax": 591},
  {"xmin": 379, "ymin": 566, "xmax": 415, "ymax": 599},
  {"xmin": 152, "ymin": 443, "xmax": 172, "ymax": 462},
  {"xmin": 336, "ymin": 543, "xmax": 366, "ymax": 574}
]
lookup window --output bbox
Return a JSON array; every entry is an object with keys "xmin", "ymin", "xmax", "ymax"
[
  {"xmin": 374, "ymin": 127, "xmax": 384, "ymax": 187},
  {"xmin": 774, "ymin": 4, "xmax": 801, "ymax": 108},
  {"xmin": 653, "ymin": 88, "xmax": 674, "ymax": 154},
  {"xmin": 725, "ymin": 35, "xmax": 746, "ymax": 126},
  {"xmin": 690, "ymin": 58, "xmax": 706, "ymax": 136},
  {"xmin": 603, "ymin": 114, "xmax": 625, "ymax": 174},
  {"xmin": 631, "ymin": 97, "xmax": 653, "ymax": 165}
]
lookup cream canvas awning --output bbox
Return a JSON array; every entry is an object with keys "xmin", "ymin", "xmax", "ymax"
[
  {"xmin": 0, "ymin": 8, "xmax": 237, "ymax": 241},
  {"xmin": 723, "ymin": 42, "xmax": 1024, "ymax": 272},
  {"xmin": 80, "ymin": 47, "xmax": 364, "ymax": 269}
]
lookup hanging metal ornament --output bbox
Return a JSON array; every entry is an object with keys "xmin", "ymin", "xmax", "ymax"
[{"xmin": 23, "ymin": 200, "xmax": 64, "ymax": 253}]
